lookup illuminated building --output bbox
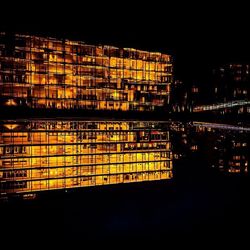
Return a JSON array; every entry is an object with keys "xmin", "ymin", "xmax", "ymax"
[
  {"xmin": 0, "ymin": 32, "xmax": 173, "ymax": 199},
  {"xmin": 212, "ymin": 64, "xmax": 250, "ymax": 102},
  {"xmin": 201, "ymin": 64, "xmax": 250, "ymax": 114},
  {"xmin": 0, "ymin": 120, "xmax": 173, "ymax": 199},
  {"xmin": 0, "ymin": 32, "xmax": 173, "ymax": 112}
]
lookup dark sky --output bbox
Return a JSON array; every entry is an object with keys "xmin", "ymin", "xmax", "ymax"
[{"xmin": 1, "ymin": 2, "xmax": 250, "ymax": 82}]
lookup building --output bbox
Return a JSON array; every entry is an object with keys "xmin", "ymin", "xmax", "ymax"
[
  {"xmin": 191, "ymin": 64, "xmax": 250, "ymax": 114},
  {"xmin": 170, "ymin": 80, "xmax": 189, "ymax": 113},
  {"xmin": 170, "ymin": 80, "xmax": 200, "ymax": 113},
  {"xmin": 0, "ymin": 119, "xmax": 173, "ymax": 199},
  {"xmin": 0, "ymin": 32, "xmax": 173, "ymax": 113},
  {"xmin": 212, "ymin": 64, "xmax": 250, "ymax": 114},
  {"xmin": 212, "ymin": 64, "xmax": 250, "ymax": 102}
]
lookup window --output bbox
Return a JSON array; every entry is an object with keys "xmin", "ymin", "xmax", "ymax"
[
  {"xmin": 14, "ymin": 147, "xmax": 19, "ymax": 153},
  {"xmin": 4, "ymin": 75, "xmax": 9, "ymax": 82},
  {"xmin": 5, "ymin": 146, "xmax": 12, "ymax": 154}
]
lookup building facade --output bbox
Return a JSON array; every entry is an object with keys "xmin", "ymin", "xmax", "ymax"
[
  {"xmin": 212, "ymin": 64, "xmax": 250, "ymax": 114},
  {"xmin": 212, "ymin": 64, "xmax": 250, "ymax": 102},
  {"xmin": 0, "ymin": 120, "xmax": 173, "ymax": 199},
  {"xmin": 170, "ymin": 80, "xmax": 199, "ymax": 113},
  {"xmin": 0, "ymin": 32, "xmax": 173, "ymax": 112}
]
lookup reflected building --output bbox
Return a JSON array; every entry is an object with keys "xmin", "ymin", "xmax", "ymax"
[
  {"xmin": 0, "ymin": 120, "xmax": 173, "ymax": 199},
  {"xmin": 0, "ymin": 32, "xmax": 174, "ymax": 200},
  {"xmin": 170, "ymin": 122, "xmax": 198, "ymax": 159},
  {"xmin": 211, "ymin": 130, "xmax": 249, "ymax": 174},
  {"xmin": 0, "ymin": 32, "xmax": 172, "ymax": 112},
  {"xmin": 172, "ymin": 122, "xmax": 250, "ymax": 175}
]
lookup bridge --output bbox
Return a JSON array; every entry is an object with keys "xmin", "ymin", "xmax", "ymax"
[
  {"xmin": 193, "ymin": 121, "xmax": 250, "ymax": 132},
  {"xmin": 193, "ymin": 100, "xmax": 250, "ymax": 112}
]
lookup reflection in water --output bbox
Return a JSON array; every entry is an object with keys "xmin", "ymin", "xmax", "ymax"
[
  {"xmin": 1, "ymin": 119, "xmax": 249, "ymax": 200},
  {"xmin": 0, "ymin": 120, "xmax": 173, "ymax": 199},
  {"xmin": 171, "ymin": 121, "xmax": 249, "ymax": 174}
]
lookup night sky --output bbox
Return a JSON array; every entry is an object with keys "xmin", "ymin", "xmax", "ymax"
[{"xmin": 1, "ymin": 2, "xmax": 250, "ymax": 83}]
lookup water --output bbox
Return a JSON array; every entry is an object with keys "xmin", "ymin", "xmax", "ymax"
[{"xmin": 0, "ymin": 120, "xmax": 249, "ymax": 243}]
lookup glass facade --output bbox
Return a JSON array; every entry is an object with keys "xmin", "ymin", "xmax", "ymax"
[
  {"xmin": 0, "ymin": 32, "xmax": 173, "ymax": 112},
  {"xmin": 0, "ymin": 120, "xmax": 173, "ymax": 198}
]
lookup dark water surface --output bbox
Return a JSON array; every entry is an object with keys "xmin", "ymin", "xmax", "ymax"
[{"xmin": 1, "ymin": 121, "xmax": 250, "ymax": 244}]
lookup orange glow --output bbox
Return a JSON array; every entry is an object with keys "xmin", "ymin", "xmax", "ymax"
[
  {"xmin": 0, "ymin": 120, "xmax": 173, "ymax": 198},
  {"xmin": 0, "ymin": 33, "xmax": 173, "ymax": 111}
]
